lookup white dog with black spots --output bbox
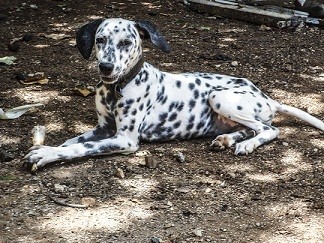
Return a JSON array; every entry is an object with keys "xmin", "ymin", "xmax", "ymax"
[{"xmin": 25, "ymin": 18, "xmax": 324, "ymax": 170}]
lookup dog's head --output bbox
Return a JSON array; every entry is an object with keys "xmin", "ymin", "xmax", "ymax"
[{"xmin": 76, "ymin": 18, "xmax": 171, "ymax": 84}]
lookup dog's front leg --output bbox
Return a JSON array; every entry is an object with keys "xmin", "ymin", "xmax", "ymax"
[
  {"xmin": 24, "ymin": 133, "xmax": 139, "ymax": 169},
  {"xmin": 60, "ymin": 123, "xmax": 116, "ymax": 146}
]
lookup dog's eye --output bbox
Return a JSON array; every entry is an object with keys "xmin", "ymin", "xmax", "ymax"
[
  {"xmin": 118, "ymin": 39, "xmax": 132, "ymax": 48},
  {"xmin": 96, "ymin": 37, "xmax": 106, "ymax": 44}
]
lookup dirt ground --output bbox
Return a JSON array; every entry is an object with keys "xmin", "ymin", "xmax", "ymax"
[{"xmin": 0, "ymin": 0, "xmax": 323, "ymax": 242}]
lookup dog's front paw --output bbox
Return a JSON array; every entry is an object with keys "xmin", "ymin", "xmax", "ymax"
[
  {"xmin": 234, "ymin": 140, "xmax": 256, "ymax": 155},
  {"xmin": 24, "ymin": 146, "xmax": 63, "ymax": 171},
  {"xmin": 210, "ymin": 135, "xmax": 232, "ymax": 151}
]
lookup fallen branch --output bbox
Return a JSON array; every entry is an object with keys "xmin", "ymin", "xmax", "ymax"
[{"xmin": 48, "ymin": 195, "xmax": 88, "ymax": 208}]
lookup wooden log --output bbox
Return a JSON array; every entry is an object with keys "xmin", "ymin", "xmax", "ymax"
[{"xmin": 187, "ymin": 0, "xmax": 295, "ymax": 27}]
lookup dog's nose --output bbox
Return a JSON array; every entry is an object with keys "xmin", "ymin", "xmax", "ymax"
[{"xmin": 99, "ymin": 62, "xmax": 114, "ymax": 76}]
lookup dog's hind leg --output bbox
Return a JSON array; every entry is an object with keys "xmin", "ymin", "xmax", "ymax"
[
  {"xmin": 208, "ymin": 88, "xmax": 280, "ymax": 154},
  {"xmin": 211, "ymin": 129, "xmax": 256, "ymax": 151}
]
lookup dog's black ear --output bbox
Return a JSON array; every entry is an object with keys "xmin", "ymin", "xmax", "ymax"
[
  {"xmin": 76, "ymin": 19, "xmax": 104, "ymax": 59},
  {"xmin": 136, "ymin": 20, "xmax": 171, "ymax": 53}
]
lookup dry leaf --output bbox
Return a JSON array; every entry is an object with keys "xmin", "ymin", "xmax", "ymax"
[
  {"xmin": 19, "ymin": 73, "xmax": 49, "ymax": 85},
  {"xmin": 0, "ymin": 56, "xmax": 17, "ymax": 65},
  {"xmin": 0, "ymin": 103, "xmax": 43, "ymax": 120},
  {"xmin": 73, "ymin": 87, "xmax": 95, "ymax": 97}
]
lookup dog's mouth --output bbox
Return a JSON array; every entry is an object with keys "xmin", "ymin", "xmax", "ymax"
[{"xmin": 100, "ymin": 75, "xmax": 119, "ymax": 84}]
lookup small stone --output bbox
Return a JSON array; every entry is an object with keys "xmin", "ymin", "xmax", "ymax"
[
  {"xmin": 231, "ymin": 61, "xmax": 238, "ymax": 67},
  {"xmin": 145, "ymin": 156, "xmax": 158, "ymax": 169},
  {"xmin": 81, "ymin": 197, "xmax": 96, "ymax": 207},
  {"xmin": 150, "ymin": 237, "xmax": 162, "ymax": 243},
  {"xmin": 0, "ymin": 150, "xmax": 14, "ymax": 162},
  {"xmin": 154, "ymin": 147, "xmax": 166, "ymax": 153},
  {"xmin": 22, "ymin": 33, "xmax": 33, "ymax": 42},
  {"xmin": 259, "ymin": 25, "xmax": 271, "ymax": 31},
  {"xmin": 193, "ymin": 228, "xmax": 203, "ymax": 237},
  {"xmin": 205, "ymin": 188, "xmax": 212, "ymax": 193},
  {"xmin": 282, "ymin": 142, "xmax": 289, "ymax": 146},
  {"xmin": 115, "ymin": 168, "xmax": 125, "ymax": 179},
  {"xmin": 54, "ymin": 183, "xmax": 65, "ymax": 193},
  {"xmin": 175, "ymin": 151, "xmax": 186, "ymax": 163}
]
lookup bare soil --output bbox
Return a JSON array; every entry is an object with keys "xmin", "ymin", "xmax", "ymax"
[{"xmin": 0, "ymin": 0, "xmax": 323, "ymax": 242}]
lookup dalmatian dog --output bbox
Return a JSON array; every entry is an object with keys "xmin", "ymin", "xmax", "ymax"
[{"xmin": 24, "ymin": 18, "xmax": 324, "ymax": 170}]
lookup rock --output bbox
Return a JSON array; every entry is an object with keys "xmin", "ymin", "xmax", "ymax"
[
  {"xmin": 231, "ymin": 61, "xmax": 238, "ymax": 67},
  {"xmin": 175, "ymin": 151, "xmax": 186, "ymax": 163},
  {"xmin": 145, "ymin": 156, "xmax": 158, "ymax": 169},
  {"xmin": 54, "ymin": 183, "xmax": 65, "ymax": 193},
  {"xmin": 193, "ymin": 228, "xmax": 203, "ymax": 237},
  {"xmin": 259, "ymin": 25, "xmax": 271, "ymax": 31},
  {"xmin": 0, "ymin": 150, "xmax": 14, "ymax": 162},
  {"xmin": 282, "ymin": 142, "xmax": 289, "ymax": 146},
  {"xmin": 115, "ymin": 168, "xmax": 125, "ymax": 179},
  {"xmin": 150, "ymin": 237, "xmax": 162, "ymax": 243},
  {"xmin": 81, "ymin": 197, "xmax": 96, "ymax": 207},
  {"xmin": 22, "ymin": 33, "xmax": 33, "ymax": 42}
]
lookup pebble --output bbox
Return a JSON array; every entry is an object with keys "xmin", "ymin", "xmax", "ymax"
[
  {"xmin": 0, "ymin": 150, "xmax": 14, "ymax": 162},
  {"xmin": 259, "ymin": 25, "xmax": 271, "ymax": 31},
  {"xmin": 193, "ymin": 228, "xmax": 203, "ymax": 237},
  {"xmin": 231, "ymin": 61, "xmax": 238, "ymax": 67},
  {"xmin": 81, "ymin": 197, "xmax": 96, "ymax": 207},
  {"xmin": 145, "ymin": 156, "xmax": 158, "ymax": 169},
  {"xmin": 115, "ymin": 168, "xmax": 125, "ymax": 179},
  {"xmin": 22, "ymin": 33, "xmax": 33, "ymax": 42},
  {"xmin": 282, "ymin": 142, "xmax": 289, "ymax": 146},
  {"xmin": 150, "ymin": 237, "xmax": 162, "ymax": 243},
  {"xmin": 175, "ymin": 151, "xmax": 186, "ymax": 163},
  {"xmin": 54, "ymin": 183, "xmax": 65, "ymax": 193}
]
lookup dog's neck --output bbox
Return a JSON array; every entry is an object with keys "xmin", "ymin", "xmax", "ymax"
[
  {"xmin": 98, "ymin": 57, "xmax": 144, "ymax": 100},
  {"xmin": 115, "ymin": 56, "xmax": 145, "ymax": 96}
]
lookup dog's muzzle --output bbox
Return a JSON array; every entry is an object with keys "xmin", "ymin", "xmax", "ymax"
[{"xmin": 98, "ymin": 62, "xmax": 118, "ymax": 83}]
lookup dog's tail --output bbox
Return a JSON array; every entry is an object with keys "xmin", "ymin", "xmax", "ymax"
[{"xmin": 276, "ymin": 103, "xmax": 324, "ymax": 131}]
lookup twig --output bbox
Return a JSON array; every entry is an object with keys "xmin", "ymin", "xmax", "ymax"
[{"xmin": 48, "ymin": 195, "xmax": 88, "ymax": 208}]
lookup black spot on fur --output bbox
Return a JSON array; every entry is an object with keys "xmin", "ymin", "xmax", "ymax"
[
  {"xmin": 84, "ymin": 142, "xmax": 94, "ymax": 148},
  {"xmin": 195, "ymin": 78, "xmax": 201, "ymax": 86},
  {"xmin": 186, "ymin": 123, "xmax": 194, "ymax": 131},
  {"xmin": 176, "ymin": 80, "xmax": 181, "ymax": 88},
  {"xmin": 193, "ymin": 89, "xmax": 200, "ymax": 99},
  {"xmin": 196, "ymin": 121, "xmax": 205, "ymax": 130},
  {"xmin": 174, "ymin": 121, "xmax": 181, "ymax": 129},
  {"xmin": 237, "ymin": 106, "xmax": 243, "ymax": 110},
  {"xmin": 168, "ymin": 112, "xmax": 177, "ymax": 122},
  {"xmin": 188, "ymin": 83, "xmax": 195, "ymax": 90},
  {"xmin": 177, "ymin": 102, "xmax": 184, "ymax": 111},
  {"xmin": 189, "ymin": 99, "xmax": 196, "ymax": 111},
  {"xmin": 161, "ymin": 96, "xmax": 168, "ymax": 105},
  {"xmin": 250, "ymin": 85, "xmax": 258, "ymax": 92},
  {"xmin": 159, "ymin": 112, "xmax": 168, "ymax": 121},
  {"xmin": 189, "ymin": 115, "xmax": 195, "ymax": 123},
  {"xmin": 117, "ymin": 102, "xmax": 124, "ymax": 108},
  {"xmin": 233, "ymin": 78, "xmax": 248, "ymax": 86}
]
